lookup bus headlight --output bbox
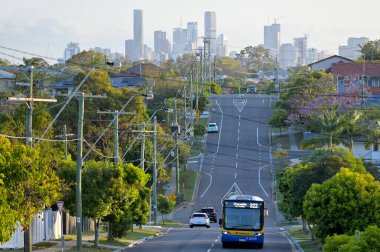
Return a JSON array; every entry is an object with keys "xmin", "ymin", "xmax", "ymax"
[
  {"xmin": 222, "ymin": 231, "xmax": 231, "ymax": 235},
  {"xmin": 255, "ymin": 232, "xmax": 263, "ymax": 236}
]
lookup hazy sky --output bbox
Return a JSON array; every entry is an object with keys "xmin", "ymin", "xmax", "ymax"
[{"xmin": 0, "ymin": 0, "xmax": 379, "ymax": 63}]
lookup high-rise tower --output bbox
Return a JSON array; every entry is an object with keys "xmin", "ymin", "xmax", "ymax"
[
  {"xmin": 264, "ymin": 23, "xmax": 281, "ymax": 56},
  {"xmin": 133, "ymin": 9, "xmax": 143, "ymax": 61},
  {"xmin": 204, "ymin": 11, "xmax": 216, "ymax": 54}
]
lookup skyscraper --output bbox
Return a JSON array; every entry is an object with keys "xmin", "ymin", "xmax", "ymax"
[
  {"xmin": 64, "ymin": 42, "xmax": 80, "ymax": 61},
  {"xmin": 264, "ymin": 23, "xmax": 281, "ymax": 56},
  {"xmin": 125, "ymin": 39, "xmax": 134, "ymax": 60},
  {"xmin": 172, "ymin": 27, "xmax": 187, "ymax": 56},
  {"xmin": 279, "ymin": 43, "xmax": 298, "ymax": 69},
  {"xmin": 154, "ymin": 30, "xmax": 171, "ymax": 61},
  {"xmin": 293, "ymin": 36, "xmax": 308, "ymax": 65},
  {"xmin": 134, "ymin": 9, "xmax": 143, "ymax": 61},
  {"xmin": 216, "ymin": 34, "xmax": 229, "ymax": 57},
  {"xmin": 187, "ymin": 22, "xmax": 198, "ymax": 47},
  {"xmin": 204, "ymin": 11, "xmax": 216, "ymax": 54}
]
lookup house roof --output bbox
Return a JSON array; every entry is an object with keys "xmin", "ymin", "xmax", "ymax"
[
  {"xmin": 112, "ymin": 63, "xmax": 160, "ymax": 78},
  {"xmin": 0, "ymin": 70, "xmax": 15, "ymax": 79},
  {"xmin": 308, "ymin": 55, "xmax": 353, "ymax": 67},
  {"xmin": 331, "ymin": 62, "xmax": 380, "ymax": 77}
]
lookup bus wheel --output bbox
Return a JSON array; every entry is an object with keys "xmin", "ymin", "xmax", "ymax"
[{"xmin": 256, "ymin": 243, "xmax": 263, "ymax": 249}]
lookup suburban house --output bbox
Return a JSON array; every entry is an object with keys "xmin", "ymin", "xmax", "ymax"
[
  {"xmin": 110, "ymin": 63, "xmax": 160, "ymax": 88},
  {"xmin": 0, "ymin": 69, "xmax": 15, "ymax": 92},
  {"xmin": 50, "ymin": 77, "xmax": 75, "ymax": 98},
  {"xmin": 308, "ymin": 55, "xmax": 353, "ymax": 72},
  {"xmin": 331, "ymin": 62, "xmax": 380, "ymax": 94}
]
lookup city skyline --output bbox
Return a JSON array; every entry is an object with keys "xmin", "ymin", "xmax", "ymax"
[{"xmin": 0, "ymin": 0, "xmax": 379, "ymax": 63}]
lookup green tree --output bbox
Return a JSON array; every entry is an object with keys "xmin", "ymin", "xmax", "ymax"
[
  {"xmin": 269, "ymin": 108, "xmax": 289, "ymax": 134},
  {"xmin": 105, "ymin": 163, "xmax": 149, "ymax": 240},
  {"xmin": 236, "ymin": 45, "xmax": 275, "ymax": 72},
  {"xmin": 215, "ymin": 56, "xmax": 248, "ymax": 80},
  {"xmin": 157, "ymin": 194, "xmax": 175, "ymax": 224},
  {"xmin": 303, "ymin": 169, "xmax": 380, "ymax": 241},
  {"xmin": 210, "ymin": 82, "xmax": 223, "ymax": 95},
  {"xmin": 360, "ymin": 39, "xmax": 380, "ymax": 61},
  {"xmin": 0, "ymin": 173, "xmax": 18, "ymax": 244},
  {"xmin": 194, "ymin": 122, "xmax": 206, "ymax": 139},
  {"xmin": 278, "ymin": 147, "xmax": 367, "ymax": 239},
  {"xmin": 0, "ymin": 58, "xmax": 11, "ymax": 66},
  {"xmin": 0, "ymin": 136, "xmax": 61, "ymax": 250},
  {"xmin": 22, "ymin": 57, "xmax": 49, "ymax": 68},
  {"xmin": 324, "ymin": 226, "xmax": 380, "ymax": 252}
]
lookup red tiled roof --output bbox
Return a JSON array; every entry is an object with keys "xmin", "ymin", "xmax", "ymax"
[{"xmin": 332, "ymin": 62, "xmax": 380, "ymax": 77}]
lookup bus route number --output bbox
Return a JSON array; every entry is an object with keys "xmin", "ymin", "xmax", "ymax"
[{"xmin": 250, "ymin": 203, "xmax": 259, "ymax": 208}]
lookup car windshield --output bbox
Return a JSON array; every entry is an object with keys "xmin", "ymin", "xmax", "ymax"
[{"xmin": 208, "ymin": 123, "xmax": 216, "ymax": 127}]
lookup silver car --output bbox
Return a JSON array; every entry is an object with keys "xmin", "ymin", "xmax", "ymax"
[{"xmin": 189, "ymin": 212, "xmax": 210, "ymax": 228}]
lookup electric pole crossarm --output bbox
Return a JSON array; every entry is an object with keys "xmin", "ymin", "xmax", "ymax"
[
  {"xmin": 82, "ymin": 94, "xmax": 141, "ymax": 161},
  {"xmin": 96, "ymin": 110, "xmax": 136, "ymax": 165}
]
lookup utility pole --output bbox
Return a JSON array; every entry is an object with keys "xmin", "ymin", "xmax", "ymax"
[
  {"xmin": 140, "ymin": 122, "xmax": 145, "ymax": 170},
  {"xmin": 75, "ymin": 93, "xmax": 106, "ymax": 252},
  {"xmin": 183, "ymin": 86, "xmax": 187, "ymax": 131},
  {"xmin": 96, "ymin": 110, "xmax": 135, "ymax": 165},
  {"xmin": 25, "ymin": 66, "xmax": 33, "ymax": 147},
  {"xmin": 173, "ymin": 99, "xmax": 180, "ymax": 196},
  {"xmin": 55, "ymin": 125, "xmax": 75, "ymax": 160},
  {"xmin": 153, "ymin": 116, "xmax": 158, "ymax": 224},
  {"xmin": 213, "ymin": 55, "xmax": 216, "ymax": 84},
  {"xmin": 6, "ymin": 66, "xmax": 57, "ymax": 252},
  {"xmin": 190, "ymin": 62, "xmax": 194, "ymax": 120},
  {"xmin": 76, "ymin": 93, "xmax": 84, "ymax": 252}
]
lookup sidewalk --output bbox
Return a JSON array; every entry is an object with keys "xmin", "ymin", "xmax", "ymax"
[{"xmin": 34, "ymin": 228, "xmax": 163, "ymax": 252}]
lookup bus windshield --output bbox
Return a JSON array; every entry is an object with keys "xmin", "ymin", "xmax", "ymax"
[{"xmin": 224, "ymin": 207, "xmax": 262, "ymax": 230}]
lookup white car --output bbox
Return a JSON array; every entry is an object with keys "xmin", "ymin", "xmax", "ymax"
[
  {"xmin": 189, "ymin": 212, "xmax": 210, "ymax": 228},
  {"xmin": 207, "ymin": 123, "xmax": 219, "ymax": 133}
]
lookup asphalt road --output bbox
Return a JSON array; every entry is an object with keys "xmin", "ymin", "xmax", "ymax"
[{"xmin": 127, "ymin": 94, "xmax": 293, "ymax": 251}]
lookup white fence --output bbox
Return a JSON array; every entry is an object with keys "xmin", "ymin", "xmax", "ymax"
[{"xmin": 0, "ymin": 208, "xmax": 62, "ymax": 249}]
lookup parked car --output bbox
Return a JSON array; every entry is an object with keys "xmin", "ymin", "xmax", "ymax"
[
  {"xmin": 200, "ymin": 207, "xmax": 217, "ymax": 223},
  {"xmin": 247, "ymin": 85, "xmax": 257, "ymax": 94},
  {"xmin": 189, "ymin": 212, "xmax": 210, "ymax": 228},
  {"xmin": 207, "ymin": 123, "xmax": 219, "ymax": 133}
]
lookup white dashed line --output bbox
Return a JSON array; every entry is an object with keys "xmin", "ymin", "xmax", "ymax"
[
  {"xmin": 236, "ymin": 145, "xmax": 239, "ymax": 150},
  {"xmin": 235, "ymin": 172, "xmax": 237, "ymax": 179},
  {"xmin": 237, "ymin": 129, "xmax": 240, "ymax": 134},
  {"xmin": 237, "ymin": 136, "xmax": 240, "ymax": 141},
  {"xmin": 235, "ymin": 162, "xmax": 238, "ymax": 168},
  {"xmin": 207, "ymin": 249, "xmax": 211, "ymax": 252}
]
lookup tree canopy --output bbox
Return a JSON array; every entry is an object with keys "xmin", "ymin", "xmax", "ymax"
[{"xmin": 303, "ymin": 168, "xmax": 380, "ymax": 240}]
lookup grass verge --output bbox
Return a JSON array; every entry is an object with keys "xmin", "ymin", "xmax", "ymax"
[
  {"xmin": 154, "ymin": 220, "xmax": 183, "ymax": 228},
  {"xmin": 288, "ymin": 227, "xmax": 321, "ymax": 252},
  {"xmin": 180, "ymin": 169, "xmax": 197, "ymax": 201}
]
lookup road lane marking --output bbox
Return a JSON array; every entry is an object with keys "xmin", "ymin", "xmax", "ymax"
[
  {"xmin": 221, "ymin": 182, "xmax": 243, "ymax": 206},
  {"xmin": 200, "ymin": 172, "xmax": 213, "ymax": 198},
  {"xmin": 259, "ymin": 164, "xmax": 271, "ymax": 198},
  {"xmin": 237, "ymin": 136, "xmax": 239, "ymax": 141},
  {"xmin": 215, "ymin": 100, "xmax": 223, "ymax": 154},
  {"xmin": 235, "ymin": 162, "xmax": 238, "ymax": 168},
  {"xmin": 238, "ymin": 128, "xmax": 240, "ymax": 134},
  {"xmin": 207, "ymin": 249, "xmax": 211, "ymax": 252},
  {"xmin": 236, "ymin": 144, "xmax": 239, "ymax": 150},
  {"xmin": 262, "ymin": 99, "xmax": 265, "ymax": 103},
  {"xmin": 235, "ymin": 172, "xmax": 237, "ymax": 179}
]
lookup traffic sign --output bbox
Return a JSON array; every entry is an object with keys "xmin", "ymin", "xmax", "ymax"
[
  {"xmin": 56, "ymin": 201, "xmax": 64, "ymax": 213},
  {"xmin": 169, "ymin": 193, "xmax": 176, "ymax": 200}
]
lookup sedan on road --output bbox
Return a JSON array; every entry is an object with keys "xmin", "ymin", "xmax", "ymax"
[
  {"xmin": 207, "ymin": 123, "xmax": 219, "ymax": 133},
  {"xmin": 189, "ymin": 213, "xmax": 210, "ymax": 228}
]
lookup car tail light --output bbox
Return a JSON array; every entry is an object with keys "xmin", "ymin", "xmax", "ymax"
[{"xmin": 204, "ymin": 216, "xmax": 208, "ymax": 219}]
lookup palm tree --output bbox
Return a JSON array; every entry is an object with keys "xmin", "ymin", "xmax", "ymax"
[{"xmin": 300, "ymin": 107, "xmax": 360, "ymax": 150}]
